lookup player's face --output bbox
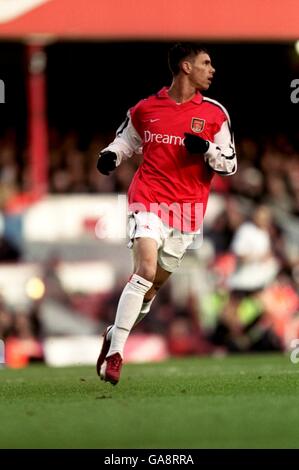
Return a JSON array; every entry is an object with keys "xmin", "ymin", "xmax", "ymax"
[{"xmin": 189, "ymin": 53, "xmax": 215, "ymax": 90}]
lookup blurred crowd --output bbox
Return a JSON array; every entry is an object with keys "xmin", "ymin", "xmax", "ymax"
[
  {"xmin": 1, "ymin": 128, "xmax": 299, "ymax": 365},
  {"xmin": 1, "ymin": 129, "xmax": 299, "ymax": 206}
]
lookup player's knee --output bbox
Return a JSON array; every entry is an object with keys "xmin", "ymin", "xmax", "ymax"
[{"xmin": 135, "ymin": 263, "xmax": 156, "ymax": 283}]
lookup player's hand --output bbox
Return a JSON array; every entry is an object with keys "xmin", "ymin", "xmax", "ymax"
[
  {"xmin": 97, "ymin": 151, "xmax": 117, "ymax": 175},
  {"xmin": 184, "ymin": 133, "xmax": 210, "ymax": 154}
]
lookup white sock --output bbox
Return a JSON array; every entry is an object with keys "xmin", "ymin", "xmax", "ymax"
[
  {"xmin": 107, "ymin": 274, "xmax": 152, "ymax": 358},
  {"xmin": 107, "ymin": 296, "xmax": 156, "ymax": 340},
  {"xmin": 134, "ymin": 296, "xmax": 156, "ymax": 326}
]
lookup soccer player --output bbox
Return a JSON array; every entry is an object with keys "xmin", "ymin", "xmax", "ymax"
[{"xmin": 96, "ymin": 42, "xmax": 237, "ymax": 384}]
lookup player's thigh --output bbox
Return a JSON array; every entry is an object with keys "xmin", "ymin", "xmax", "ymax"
[{"xmin": 133, "ymin": 237, "xmax": 159, "ymax": 281}]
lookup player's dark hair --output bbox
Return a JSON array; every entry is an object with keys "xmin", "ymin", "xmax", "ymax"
[{"xmin": 168, "ymin": 42, "xmax": 209, "ymax": 76}]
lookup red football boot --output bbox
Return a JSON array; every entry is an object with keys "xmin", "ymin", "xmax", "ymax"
[
  {"xmin": 96, "ymin": 326, "xmax": 113, "ymax": 377},
  {"xmin": 100, "ymin": 353, "xmax": 123, "ymax": 385}
]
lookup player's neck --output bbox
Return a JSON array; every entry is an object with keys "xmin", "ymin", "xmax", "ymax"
[{"xmin": 168, "ymin": 78, "xmax": 197, "ymax": 104}]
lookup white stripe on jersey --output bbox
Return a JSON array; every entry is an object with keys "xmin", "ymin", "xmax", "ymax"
[{"xmin": 202, "ymin": 97, "xmax": 231, "ymax": 128}]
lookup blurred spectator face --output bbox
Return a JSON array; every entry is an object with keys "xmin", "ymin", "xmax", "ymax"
[
  {"xmin": 14, "ymin": 314, "xmax": 34, "ymax": 339},
  {"xmin": 292, "ymin": 263, "xmax": 299, "ymax": 290},
  {"xmin": 239, "ymin": 137, "xmax": 259, "ymax": 163},
  {"xmin": 286, "ymin": 158, "xmax": 299, "ymax": 195},
  {"xmin": 266, "ymin": 173, "xmax": 287, "ymax": 197},
  {"xmin": 261, "ymin": 150, "xmax": 284, "ymax": 173},
  {"xmin": 51, "ymin": 170, "xmax": 72, "ymax": 192},
  {"xmin": 65, "ymin": 150, "xmax": 84, "ymax": 169},
  {"xmin": 253, "ymin": 205, "xmax": 272, "ymax": 230},
  {"xmin": 264, "ymin": 172, "xmax": 295, "ymax": 212},
  {"xmin": 65, "ymin": 151, "xmax": 87, "ymax": 191},
  {"xmin": 226, "ymin": 198, "xmax": 245, "ymax": 230},
  {"xmin": 241, "ymin": 167, "xmax": 263, "ymax": 197},
  {"xmin": 167, "ymin": 317, "xmax": 197, "ymax": 356},
  {"xmin": 114, "ymin": 162, "xmax": 135, "ymax": 192},
  {"xmin": 49, "ymin": 149, "xmax": 62, "ymax": 172},
  {"xmin": 0, "ymin": 309, "xmax": 14, "ymax": 338},
  {"xmin": 0, "ymin": 183, "xmax": 19, "ymax": 210},
  {"xmin": 87, "ymin": 168, "xmax": 115, "ymax": 192},
  {"xmin": 61, "ymin": 131, "xmax": 79, "ymax": 152}
]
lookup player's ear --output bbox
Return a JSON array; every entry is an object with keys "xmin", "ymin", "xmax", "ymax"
[{"xmin": 181, "ymin": 60, "xmax": 192, "ymax": 75}]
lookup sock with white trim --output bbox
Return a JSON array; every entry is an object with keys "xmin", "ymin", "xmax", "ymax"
[
  {"xmin": 107, "ymin": 274, "xmax": 153, "ymax": 358},
  {"xmin": 107, "ymin": 296, "xmax": 156, "ymax": 340}
]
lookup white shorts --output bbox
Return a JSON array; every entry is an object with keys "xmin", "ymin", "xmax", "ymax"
[{"xmin": 128, "ymin": 211, "xmax": 200, "ymax": 273}]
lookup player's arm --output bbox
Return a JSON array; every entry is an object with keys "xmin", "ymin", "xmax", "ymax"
[
  {"xmin": 184, "ymin": 120, "xmax": 237, "ymax": 176},
  {"xmin": 97, "ymin": 110, "xmax": 142, "ymax": 175},
  {"xmin": 207, "ymin": 120, "xmax": 237, "ymax": 175}
]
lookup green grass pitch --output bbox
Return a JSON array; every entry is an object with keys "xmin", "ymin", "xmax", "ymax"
[{"xmin": 0, "ymin": 353, "xmax": 299, "ymax": 449}]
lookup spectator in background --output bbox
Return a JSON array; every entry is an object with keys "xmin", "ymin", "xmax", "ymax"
[
  {"xmin": 264, "ymin": 172, "xmax": 295, "ymax": 213},
  {"xmin": 206, "ymin": 197, "xmax": 245, "ymax": 255},
  {"xmin": 5, "ymin": 310, "xmax": 44, "ymax": 368},
  {"xmin": 209, "ymin": 204, "xmax": 282, "ymax": 352},
  {"xmin": 229, "ymin": 205, "xmax": 279, "ymax": 293},
  {"xmin": 0, "ymin": 298, "xmax": 14, "ymax": 339}
]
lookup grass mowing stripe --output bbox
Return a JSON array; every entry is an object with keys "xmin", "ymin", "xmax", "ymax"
[{"xmin": 0, "ymin": 353, "xmax": 298, "ymax": 448}]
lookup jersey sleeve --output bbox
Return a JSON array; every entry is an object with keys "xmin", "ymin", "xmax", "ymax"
[
  {"xmin": 205, "ymin": 118, "xmax": 237, "ymax": 176},
  {"xmin": 100, "ymin": 109, "xmax": 143, "ymax": 167}
]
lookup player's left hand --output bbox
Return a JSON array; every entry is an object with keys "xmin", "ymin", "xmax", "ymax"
[{"xmin": 184, "ymin": 133, "xmax": 210, "ymax": 154}]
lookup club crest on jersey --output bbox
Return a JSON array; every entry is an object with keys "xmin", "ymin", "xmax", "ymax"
[{"xmin": 191, "ymin": 117, "xmax": 205, "ymax": 133}]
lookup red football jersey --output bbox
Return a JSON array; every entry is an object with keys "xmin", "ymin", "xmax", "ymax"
[
  {"xmin": 128, "ymin": 87, "xmax": 230, "ymax": 231},
  {"xmin": 103, "ymin": 86, "xmax": 236, "ymax": 231}
]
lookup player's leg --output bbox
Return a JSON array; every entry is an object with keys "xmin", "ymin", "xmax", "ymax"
[
  {"xmin": 134, "ymin": 262, "xmax": 172, "ymax": 326},
  {"xmin": 102, "ymin": 211, "xmax": 162, "ymax": 350},
  {"xmin": 107, "ymin": 237, "xmax": 157, "ymax": 354},
  {"xmin": 116, "ymin": 224, "xmax": 193, "ymax": 337},
  {"xmin": 137, "ymin": 228, "xmax": 197, "ymax": 327},
  {"xmin": 102, "ymin": 222, "xmax": 190, "ymax": 368},
  {"xmin": 98, "ymin": 261, "xmax": 171, "ymax": 378},
  {"xmin": 99, "ymin": 237, "xmax": 158, "ymax": 384}
]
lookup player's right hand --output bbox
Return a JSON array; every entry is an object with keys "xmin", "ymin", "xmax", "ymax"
[{"xmin": 97, "ymin": 151, "xmax": 117, "ymax": 175}]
